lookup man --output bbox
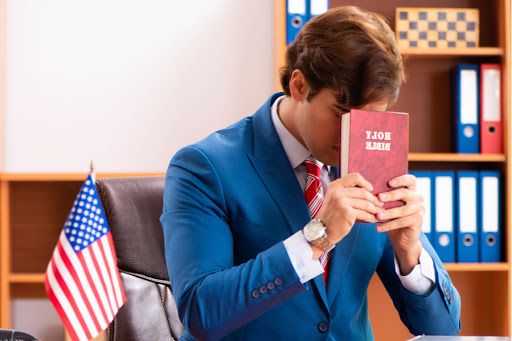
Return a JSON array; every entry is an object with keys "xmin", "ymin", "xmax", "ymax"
[{"xmin": 161, "ymin": 6, "xmax": 461, "ymax": 340}]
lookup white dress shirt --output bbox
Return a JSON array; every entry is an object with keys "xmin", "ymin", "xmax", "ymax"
[{"xmin": 271, "ymin": 95, "xmax": 436, "ymax": 295}]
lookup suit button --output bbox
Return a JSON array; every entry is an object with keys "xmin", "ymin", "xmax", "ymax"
[
  {"xmin": 259, "ymin": 285, "xmax": 268, "ymax": 294},
  {"xmin": 251, "ymin": 289, "xmax": 260, "ymax": 299},
  {"xmin": 267, "ymin": 281, "xmax": 276, "ymax": 290},
  {"xmin": 274, "ymin": 277, "xmax": 284, "ymax": 286},
  {"xmin": 318, "ymin": 321, "xmax": 329, "ymax": 333}
]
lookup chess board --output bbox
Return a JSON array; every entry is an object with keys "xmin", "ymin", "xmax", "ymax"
[{"xmin": 395, "ymin": 8, "xmax": 479, "ymax": 49}]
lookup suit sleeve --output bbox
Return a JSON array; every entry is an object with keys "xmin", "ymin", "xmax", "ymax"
[
  {"xmin": 160, "ymin": 146, "xmax": 306, "ymax": 340},
  {"xmin": 376, "ymin": 233, "xmax": 461, "ymax": 336}
]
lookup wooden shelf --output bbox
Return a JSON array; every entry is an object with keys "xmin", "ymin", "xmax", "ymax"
[
  {"xmin": 9, "ymin": 273, "xmax": 45, "ymax": 283},
  {"xmin": 0, "ymin": 172, "xmax": 164, "ymax": 181},
  {"xmin": 400, "ymin": 47, "xmax": 504, "ymax": 57},
  {"xmin": 408, "ymin": 153, "xmax": 506, "ymax": 162},
  {"xmin": 445, "ymin": 263, "xmax": 510, "ymax": 272}
]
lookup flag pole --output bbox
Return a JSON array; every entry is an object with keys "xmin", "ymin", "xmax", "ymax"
[{"xmin": 90, "ymin": 160, "xmax": 96, "ymax": 182}]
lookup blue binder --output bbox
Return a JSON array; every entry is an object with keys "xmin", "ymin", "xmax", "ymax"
[
  {"xmin": 286, "ymin": 0, "xmax": 308, "ymax": 45},
  {"xmin": 309, "ymin": 0, "xmax": 329, "ymax": 18},
  {"xmin": 451, "ymin": 64, "xmax": 480, "ymax": 153},
  {"xmin": 410, "ymin": 171, "xmax": 434, "ymax": 245},
  {"xmin": 456, "ymin": 171, "xmax": 479, "ymax": 262},
  {"xmin": 433, "ymin": 171, "xmax": 456, "ymax": 263},
  {"xmin": 479, "ymin": 171, "xmax": 501, "ymax": 262}
]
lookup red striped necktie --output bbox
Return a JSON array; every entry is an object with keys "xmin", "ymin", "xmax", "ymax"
[{"xmin": 304, "ymin": 157, "xmax": 331, "ymax": 284}]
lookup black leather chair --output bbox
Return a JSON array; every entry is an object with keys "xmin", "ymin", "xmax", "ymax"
[
  {"xmin": 96, "ymin": 177, "xmax": 184, "ymax": 341},
  {"xmin": 0, "ymin": 329, "xmax": 38, "ymax": 340}
]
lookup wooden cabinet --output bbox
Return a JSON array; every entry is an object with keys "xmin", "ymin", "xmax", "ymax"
[{"xmin": 275, "ymin": 0, "xmax": 510, "ymax": 338}]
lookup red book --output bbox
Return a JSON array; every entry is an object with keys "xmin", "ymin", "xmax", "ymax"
[{"xmin": 339, "ymin": 109, "xmax": 409, "ymax": 211}]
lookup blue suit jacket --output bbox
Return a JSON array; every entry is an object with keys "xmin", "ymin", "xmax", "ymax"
[{"xmin": 161, "ymin": 93, "xmax": 461, "ymax": 340}]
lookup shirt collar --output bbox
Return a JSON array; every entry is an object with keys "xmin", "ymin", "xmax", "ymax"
[{"xmin": 271, "ymin": 95, "xmax": 326, "ymax": 170}]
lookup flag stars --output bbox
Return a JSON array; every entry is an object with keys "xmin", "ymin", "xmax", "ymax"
[{"xmin": 63, "ymin": 176, "xmax": 111, "ymax": 252}]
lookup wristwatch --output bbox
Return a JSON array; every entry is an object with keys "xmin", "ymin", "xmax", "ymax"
[{"xmin": 302, "ymin": 219, "xmax": 336, "ymax": 252}]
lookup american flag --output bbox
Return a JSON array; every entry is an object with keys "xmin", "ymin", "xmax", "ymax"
[{"xmin": 45, "ymin": 174, "xmax": 126, "ymax": 341}]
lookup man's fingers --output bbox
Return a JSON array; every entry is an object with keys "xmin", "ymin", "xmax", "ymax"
[
  {"xmin": 389, "ymin": 174, "xmax": 416, "ymax": 190},
  {"xmin": 379, "ymin": 187, "xmax": 416, "ymax": 203},
  {"xmin": 347, "ymin": 198, "xmax": 382, "ymax": 215},
  {"xmin": 354, "ymin": 209, "xmax": 378, "ymax": 223},
  {"xmin": 340, "ymin": 172, "xmax": 374, "ymax": 192},
  {"xmin": 344, "ymin": 187, "xmax": 383, "ymax": 207},
  {"xmin": 376, "ymin": 215, "xmax": 416, "ymax": 232},
  {"xmin": 377, "ymin": 202, "xmax": 423, "ymax": 221}
]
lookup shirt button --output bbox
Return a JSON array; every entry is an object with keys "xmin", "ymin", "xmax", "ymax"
[
  {"xmin": 251, "ymin": 289, "xmax": 261, "ymax": 299},
  {"xmin": 267, "ymin": 281, "xmax": 276, "ymax": 290},
  {"xmin": 274, "ymin": 277, "xmax": 284, "ymax": 286},
  {"xmin": 259, "ymin": 285, "xmax": 268, "ymax": 294},
  {"xmin": 318, "ymin": 321, "xmax": 329, "ymax": 333}
]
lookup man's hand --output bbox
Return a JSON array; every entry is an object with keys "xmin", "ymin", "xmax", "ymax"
[
  {"xmin": 312, "ymin": 172, "xmax": 383, "ymax": 259},
  {"xmin": 375, "ymin": 174, "xmax": 425, "ymax": 275}
]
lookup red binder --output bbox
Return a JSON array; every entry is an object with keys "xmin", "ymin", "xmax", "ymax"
[{"xmin": 480, "ymin": 63, "xmax": 502, "ymax": 154}]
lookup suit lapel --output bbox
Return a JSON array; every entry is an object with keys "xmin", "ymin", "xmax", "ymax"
[{"xmin": 248, "ymin": 93, "xmax": 329, "ymax": 311}]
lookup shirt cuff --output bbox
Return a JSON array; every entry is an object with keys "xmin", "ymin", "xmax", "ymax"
[
  {"xmin": 283, "ymin": 230, "xmax": 324, "ymax": 283},
  {"xmin": 394, "ymin": 246, "xmax": 436, "ymax": 295}
]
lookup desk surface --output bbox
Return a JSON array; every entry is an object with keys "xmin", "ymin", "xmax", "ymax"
[{"xmin": 409, "ymin": 337, "xmax": 511, "ymax": 341}]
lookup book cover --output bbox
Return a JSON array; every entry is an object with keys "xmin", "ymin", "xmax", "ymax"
[{"xmin": 339, "ymin": 109, "xmax": 409, "ymax": 211}]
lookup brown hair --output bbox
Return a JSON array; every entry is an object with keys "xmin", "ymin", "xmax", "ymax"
[{"xmin": 280, "ymin": 6, "xmax": 405, "ymax": 108}]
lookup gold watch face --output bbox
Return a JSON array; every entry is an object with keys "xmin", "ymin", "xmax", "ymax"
[{"xmin": 303, "ymin": 219, "xmax": 326, "ymax": 242}]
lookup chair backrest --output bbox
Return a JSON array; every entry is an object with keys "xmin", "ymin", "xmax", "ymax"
[
  {"xmin": 96, "ymin": 177, "xmax": 184, "ymax": 341},
  {"xmin": 0, "ymin": 329, "xmax": 38, "ymax": 341}
]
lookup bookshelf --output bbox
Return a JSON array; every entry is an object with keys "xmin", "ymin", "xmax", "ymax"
[{"xmin": 275, "ymin": 0, "xmax": 510, "ymax": 339}]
